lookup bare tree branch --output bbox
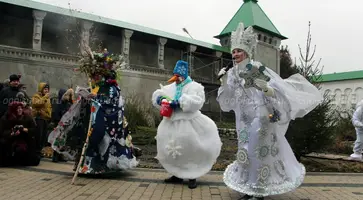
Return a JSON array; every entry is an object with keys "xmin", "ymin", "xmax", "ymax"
[
  {"xmin": 296, "ymin": 21, "xmax": 323, "ymax": 83},
  {"xmin": 58, "ymin": 2, "xmax": 101, "ymax": 56}
]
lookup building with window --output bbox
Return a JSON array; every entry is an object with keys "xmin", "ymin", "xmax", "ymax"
[
  {"xmin": 317, "ymin": 70, "xmax": 363, "ymax": 110},
  {"xmin": 0, "ymin": 0, "xmax": 285, "ymax": 116}
]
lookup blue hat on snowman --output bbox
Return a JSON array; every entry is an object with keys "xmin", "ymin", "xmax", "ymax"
[{"xmin": 168, "ymin": 60, "xmax": 189, "ymax": 82}]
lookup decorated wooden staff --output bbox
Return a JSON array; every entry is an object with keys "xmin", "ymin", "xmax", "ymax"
[
  {"xmin": 70, "ymin": 46, "xmax": 103, "ymax": 185},
  {"xmin": 71, "ymin": 81, "xmax": 95, "ymax": 185}
]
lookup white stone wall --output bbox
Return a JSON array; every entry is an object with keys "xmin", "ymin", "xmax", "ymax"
[
  {"xmin": 319, "ymin": 79, "xmax": 363, "ymax": 109},
  {"xmin": 254, "ymin": 29, "xmax": 281, "ymax": 74},
  {"xmin": 255, "ymin": 42, "xmax": 279, "ymax": 73}
]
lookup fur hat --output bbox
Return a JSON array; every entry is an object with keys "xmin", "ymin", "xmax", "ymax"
[
  {"xmin": 9, "ymin": 74, "xmax": 21, "ymax": 82},
  {"xmin": 62, "ymin": 88, "xmax": 75, "ymax": 101}
]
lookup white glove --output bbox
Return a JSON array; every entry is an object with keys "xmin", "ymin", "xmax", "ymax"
[
  {"xmin": 255, "ymin": 79, "xmax": 268, "ymax": 91},
  {"xmin": 255, "ymin": 78, "xmax": 274, "ymax": 96},
  {"xmin": 251, "ymin": 60, "xmax": 263, "ymax": 68},
  {"xmin": 218, "ymin": 68, "xmax": 227, "ymax": 76}
]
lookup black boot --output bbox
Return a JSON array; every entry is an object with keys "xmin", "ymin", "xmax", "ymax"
[
  {"xmin": 188, "ymin": 179, "xmax": 197, "ymax": 189},
  {"xmin": 164, "ymin": 176, "xmax": 183, "ymax": 183},
  {"xmin": 57, "ymin": 153, "xmax": 67, "ymax": 162},
  {"xmin": 52, "ymin": 152, "xmax": 59, "ymax": 162},
  {"xmin": 250, "ymin": 197, "xmax": 264, "ymax": 200},
  {"xmin": 27, "ymin": 153, "xmax": 41, "ymax": 166},
  {"xmin": 239, "ymin": 194, "xmax": 252, "ymax": 200}
]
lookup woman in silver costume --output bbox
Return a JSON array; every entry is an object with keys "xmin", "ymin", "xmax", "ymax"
[{"xmin": 217, "ymin": 23, "xmax": 322, "ymax": 200}]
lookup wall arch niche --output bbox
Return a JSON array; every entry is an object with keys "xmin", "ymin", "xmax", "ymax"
[
  {"xmin": 343, "ymin": 88, "xmax": 352, "ymax": 108},
  {"xmin": 355, "ymin": 87, "xmax": 363, "ymax": 104},
  {"xmin": 333, "ymin": 89, "xmax": 342, "ymax": 105}
]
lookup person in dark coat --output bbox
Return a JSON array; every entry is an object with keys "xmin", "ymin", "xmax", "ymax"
[
  {"xmin": 0, "ymin": 101, "xmax": 39, "ymax": 166},
  {"xmin": 0, "ymin": 75, "xmax": 22, "ymax": 117},
  {"xmin": 0, "ymin": 79, "xmax": 9, "ymax": 92},
  {"xmin": 51, "ymin": 88, "xmax": 74, "ymax": 162},
  {"xmin": 51, "ymin": 88, "xmax": 74, "ymax": 123}
]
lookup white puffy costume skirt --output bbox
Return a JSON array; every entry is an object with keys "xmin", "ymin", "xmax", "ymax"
[{"xmin": 152, "ymin": 81, "xmax": 222, "ymax": 179}]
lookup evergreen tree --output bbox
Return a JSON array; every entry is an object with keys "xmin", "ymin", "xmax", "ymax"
[
  {"xmin": 282, "ymin": 22, "xmax": 337, "ymax": 161},
  {"xmin": 280, "ymin": 45, "xmax": 298, "ymax": 79}
]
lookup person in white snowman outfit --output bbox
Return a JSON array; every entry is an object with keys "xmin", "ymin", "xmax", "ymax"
[
  {"xmin": 152, "ymin": 60, "xmax": 222, "ymax": 189},
  {"xmin": 350, "ymin": 99, "xmax": 363, "ymax": 160},
  {"xmin": 216, "ymin": 22, "xmax": 323, "ymax": 200}
]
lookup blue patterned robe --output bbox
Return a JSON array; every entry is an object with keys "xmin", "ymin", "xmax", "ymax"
[{"xmin": 79, "ymin": 84, "xmax": 138, "ymax": 174}]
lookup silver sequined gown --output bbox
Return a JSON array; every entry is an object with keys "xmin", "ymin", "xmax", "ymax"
[{"xmin": 217, "ymin": 59, "xmax": 322, "ymax": 197}]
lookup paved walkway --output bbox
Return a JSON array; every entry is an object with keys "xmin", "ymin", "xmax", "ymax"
[
  {"xmin": 0, "ymin": 160, "xmax": 363, "ymax": 200},
  {"xmin": 306, "ymin": 153, "xmax": 363, "ymax": 162}
]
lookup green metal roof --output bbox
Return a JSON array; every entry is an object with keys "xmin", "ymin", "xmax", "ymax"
[
  {"xmin": 0, "ymin": 0, "xmax": 230, "ymax": 53},
  {"xmin": 215, "ymin": 0, "xmax": 287, "ymax": 39},
  {"xmin": 314, "ymin": 70, "xmax": 363, "ymax": 83}
]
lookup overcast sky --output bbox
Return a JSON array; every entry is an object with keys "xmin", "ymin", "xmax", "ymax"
[{"xmin": 33, "ymin": 0, "xmax": 362, "ymax": 74}]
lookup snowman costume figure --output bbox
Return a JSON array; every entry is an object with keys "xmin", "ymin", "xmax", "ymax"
[
  {"xmin": 217, "ymin": 23, "xmax": 323, "ymax": 199},
  {"xmin": 152, "ymin": 60, "xmax": 222, "ymax": 189},
  {"xmin": 350, "ymin": 100, "xmax": 363, "ymax": 160}
]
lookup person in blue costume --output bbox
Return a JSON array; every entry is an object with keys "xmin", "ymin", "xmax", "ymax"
[
  {"xmin": 48, "ymin": 49, "xmax": 138, "ymax": 174},
  {"xmin": 152, "ymin": 60, "xmax": 222, "ymax": 189},
  {"xmin": 79, "ymin": 70, "xmax": 138, "ymax": 174}
]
